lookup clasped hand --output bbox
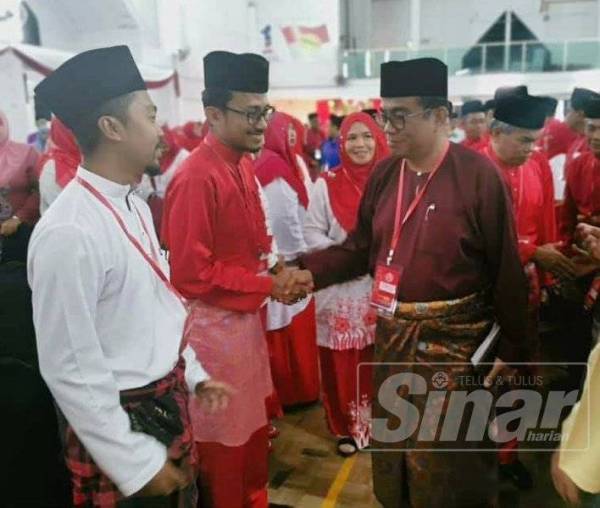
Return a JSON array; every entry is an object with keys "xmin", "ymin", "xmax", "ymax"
[{"xmin": 270, "ymin": 266, "xmax": 314, "ymax": 304}]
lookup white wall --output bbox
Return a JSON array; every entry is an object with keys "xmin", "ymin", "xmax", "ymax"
[
  {"xmin": 370, "ymin": 0, "xmax": 410, "ymax": 48},
  {"xmin": 0, "ymin": 51, "xmax": 31, "ymax": 142},
  {"xmin": 27, "ymin": 0, "xmax": 145, "ymax": 56},
  {"xmin": 0, "ymin": 0, "xmax": 23, "ymax": 43},
  {"xmin": 254, "ymin": 0, "xmax": 340, "ymax": 87},
  {"xmin": 344, "ymin": 0, "xmax": 373, "ymax": 49},
  {"xmin": 172, "ymin": 0, "xmax": 341, "ymax": 119}
]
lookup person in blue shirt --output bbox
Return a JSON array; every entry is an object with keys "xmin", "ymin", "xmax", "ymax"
[{"xmin": 321, "ymin": 114, "xmax": 343, "ymax": 170}]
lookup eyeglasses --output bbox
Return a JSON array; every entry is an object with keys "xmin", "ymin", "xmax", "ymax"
[
  {"xmin": 380, "ymin": 108, "xmax": 432, "ymax": 130},
  {"xmin": 224, "ymin": 105, "xmax": 276, "ymax": 125}
]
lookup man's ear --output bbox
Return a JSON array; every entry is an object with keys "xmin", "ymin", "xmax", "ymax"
[
  {"xmin": 204, "ymin": 106, "xmax": 224, "ymax": 127},
  {"xmin": 97, "ymin": 115, "xmax": 126, "ymax": 143}
]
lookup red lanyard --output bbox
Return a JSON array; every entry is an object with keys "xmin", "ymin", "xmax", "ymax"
[
  {"xmin": 76, "ymin": 176, "xmax": 187, "ymax": 308},
  {"xmin": 386, "ymin": 142, "xmax": 450, "ymax": 266}
]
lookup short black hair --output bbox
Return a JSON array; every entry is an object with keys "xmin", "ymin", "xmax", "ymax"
[
  {"xmin": 308, "ymin": 113, "xmax": 318, "ymax": 121},
  {"xmin": 417, "ymin": 96, "xmax": 451, "ymax": 111},
  {"xmin": 330, "ymin": 114, "xmax": 343, "ymax": 129},
  {"xmin": 361, "ymin": 108, "xmax": 378, "ymax": 120},
  {"xmin": 71, "ymin": 93, "xmax": 135, "ymax": 155},
  {"xmin": 202, "ymin": 88, "xmax": 234, "ymax": 110}
]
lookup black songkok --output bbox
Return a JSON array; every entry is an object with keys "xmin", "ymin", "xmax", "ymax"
[
  {"xmin": 34, "ymin": 45, "xmax": 146, "ymax": 132},
  {"xmin": 204, "ymin": 51, "xmax": 269, "ymax": 93}
]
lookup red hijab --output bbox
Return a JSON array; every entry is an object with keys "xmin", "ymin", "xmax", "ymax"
[
  {"xmin": 37, "ymin": 117, "xmax": 81, "ymax": 188},
  {"xmin": 159, "ymin": 125, "xmax": 182, "ymax": 172},
  {"xmin": 254, "ymin": 112, "xmax": 309, "ymax": 209},
  {"xmin": 173, "ymin": 121, "xmax": 207, "ymax": 152},
  {"xmin": 325, "ymin": 112, "xmax": 390, "ymax": 232}
]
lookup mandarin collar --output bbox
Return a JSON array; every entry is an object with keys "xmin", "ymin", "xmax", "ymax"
[
  {"xmin": 204, "ymin": 132, "xmax": 244, "ymax": 165},
  {"xmin": 77, "ymin": 166, "xmax": 132, "ymax": 199}
]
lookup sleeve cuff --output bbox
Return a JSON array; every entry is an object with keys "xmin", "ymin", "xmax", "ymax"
[
  {"xmin": 258, "ymin": 274, "xmax": 273, "ymax": 296},
  {"xmin": 182, "ymin": 345, "xmax": 210, "ymax": 393},
  {"xmin": 518, "ymin": 241, "xmax": 538, "ymax": 265}
]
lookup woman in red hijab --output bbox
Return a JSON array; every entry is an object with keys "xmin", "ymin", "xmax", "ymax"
[
  {"xmin": 254, "ymin": 112, "xmax": 319, "ymax": 412},
  {"xmin": 289, "ymin": 116, "xmax": 314, "ymax": 185},
  {"xmin": 0, "ymin": 110, "xmax": 40, "ymax": 235},
  {"xmin": 38, "ymin": 117, "xmax": 81, "ymax": 215},
  {"xmin": 303, "ymin": 111, "xmax": 390, "ymax": 456},
  {"xmin": 173, "ymin": 120, "xmax": 208, "ymax": 152}
]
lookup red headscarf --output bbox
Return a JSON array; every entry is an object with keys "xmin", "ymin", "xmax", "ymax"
[
  {"xmin": 159, "ymin": 125, "xmax": 182, "ymax": 172},
  {"xmin": 173, "ymin": 121, "xmax": 207, "ymax": 152},
  {"xmin": 254, "ymin": 112, "xmax": 309, "ymax": 209},
  {"xmin": 37, "ymin": 117, "xmax": 81, "ymax": 188},
  {"xmin": 325, "ymin": 111, "xmax": 390, "ymax": 232}
]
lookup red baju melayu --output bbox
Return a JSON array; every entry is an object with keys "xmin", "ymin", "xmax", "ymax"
[
  {"xmin": 461, "ymin": 136, "xmax": 489, "ymax": 152},
  {"xmin": 482, "ymin": 147, "xmax": 556, "ymax": 279},
  {"xmin": 565, "ymin": 134, "xmax": 589, "ymax": 177},
  {"xmin": 482, "ymin": 146, "xmax": 556, "ymax": 464},
  {"xmin": 561, "ymin": 150, "xmax": 600, "ymax": 245},
  {"xmin": 162, "ymin": 132, "xmax": 275, "ymax": 508},
  {"xmin": 537, "ymin": 119, "xmax": 579, "ymax": 160}
]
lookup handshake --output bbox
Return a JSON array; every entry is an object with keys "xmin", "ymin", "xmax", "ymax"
[
  {"xmin": 269, "ymin": 263, "xmax": 315, "ymax": 305},
  {"xmin": 576, "ymin": 223, "xmax": 600, "ymax": 262}
]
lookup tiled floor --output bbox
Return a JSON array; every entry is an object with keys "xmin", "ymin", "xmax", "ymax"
[{"xmin": 267, "ymin": 402, "xmax": 567, "ymax": 507}]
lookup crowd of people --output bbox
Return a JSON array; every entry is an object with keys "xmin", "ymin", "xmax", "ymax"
[{"xmin": 1, "ymin": 43, "xmax": 600, "ymax": 508}]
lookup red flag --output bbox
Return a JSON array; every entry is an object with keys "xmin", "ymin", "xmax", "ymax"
[{"xmin": 298, "ymin": 25, "xmax": 329, "ymax": 44}]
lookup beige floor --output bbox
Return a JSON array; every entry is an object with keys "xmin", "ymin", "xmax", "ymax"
[
  {"xmin": 267, "ymin": 403, "xmax": 379, "ymax": 508},
  {"xmin": 267, "ymin": 402, "xmax": 566, "ymax": 508}
]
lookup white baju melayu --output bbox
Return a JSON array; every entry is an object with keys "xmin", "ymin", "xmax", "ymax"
[
  {"xmin": 28, "ymin": 166, "xmax": 209, "ymax": 497},
  {"xmin": 38, "ymin": 159, "xmax": 63, "ymax": 215}
]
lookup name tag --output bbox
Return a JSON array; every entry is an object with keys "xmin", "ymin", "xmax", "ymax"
[{"xmin": 371, "ymin": 263, "xmax": 403, "ymax": 317}]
